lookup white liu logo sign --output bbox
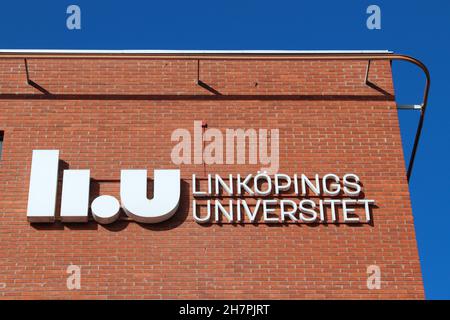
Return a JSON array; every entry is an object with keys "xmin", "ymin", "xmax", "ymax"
[{"xmin": 26, "ymin": 150, "xmax": 180, "ymax": 224}]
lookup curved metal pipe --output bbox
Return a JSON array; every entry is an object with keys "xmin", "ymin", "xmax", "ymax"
[{"xmin": 0, "ymin": 52, "xmax": 430, "ymax": 182}]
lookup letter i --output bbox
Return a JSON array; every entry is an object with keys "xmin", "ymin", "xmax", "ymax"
[{"xmin": 27, "ymin": 150, "xmax": 60, "ymax": 222}]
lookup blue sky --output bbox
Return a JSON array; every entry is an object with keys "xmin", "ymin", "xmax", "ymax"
[{"xmin": 0, "ymin": 0, "xmax": 449, "ymax": 299}]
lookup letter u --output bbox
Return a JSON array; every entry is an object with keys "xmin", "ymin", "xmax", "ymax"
[{"xmin": 120, "ymin": 169, "xmax": 181, "ymax": 223}]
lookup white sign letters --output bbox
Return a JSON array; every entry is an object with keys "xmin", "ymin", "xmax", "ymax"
[
  {"xmin": 26, "ymin": 150, "xmax": 180, "ymax": 224},
  {"xmin": 26, "ymin": 150, "xmax": 376, "ymax": 225}
]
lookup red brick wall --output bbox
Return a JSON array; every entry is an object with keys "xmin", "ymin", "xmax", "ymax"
[{"xmin": 0, "ymin": 57, "xmax": 423, "ymax": 299}]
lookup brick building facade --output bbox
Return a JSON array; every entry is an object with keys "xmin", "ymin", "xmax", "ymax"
[{"xmin": 0, "ymin": 51, "xmax": 424, "ymax": 299}]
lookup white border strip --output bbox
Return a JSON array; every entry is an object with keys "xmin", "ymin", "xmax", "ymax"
[{"xmin": 0, "ymin": 49, "xmax": 393, "ymax": 54}]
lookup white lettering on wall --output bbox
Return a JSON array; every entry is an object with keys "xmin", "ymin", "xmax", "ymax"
[{"xmin": 26, "ymin": 150, "xmax": 180, "ymax": 224}]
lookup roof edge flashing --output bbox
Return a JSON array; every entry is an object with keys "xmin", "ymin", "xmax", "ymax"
[{"xmin": 0, "ymin": 49, "xmax": 393, "ymax": 55}]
